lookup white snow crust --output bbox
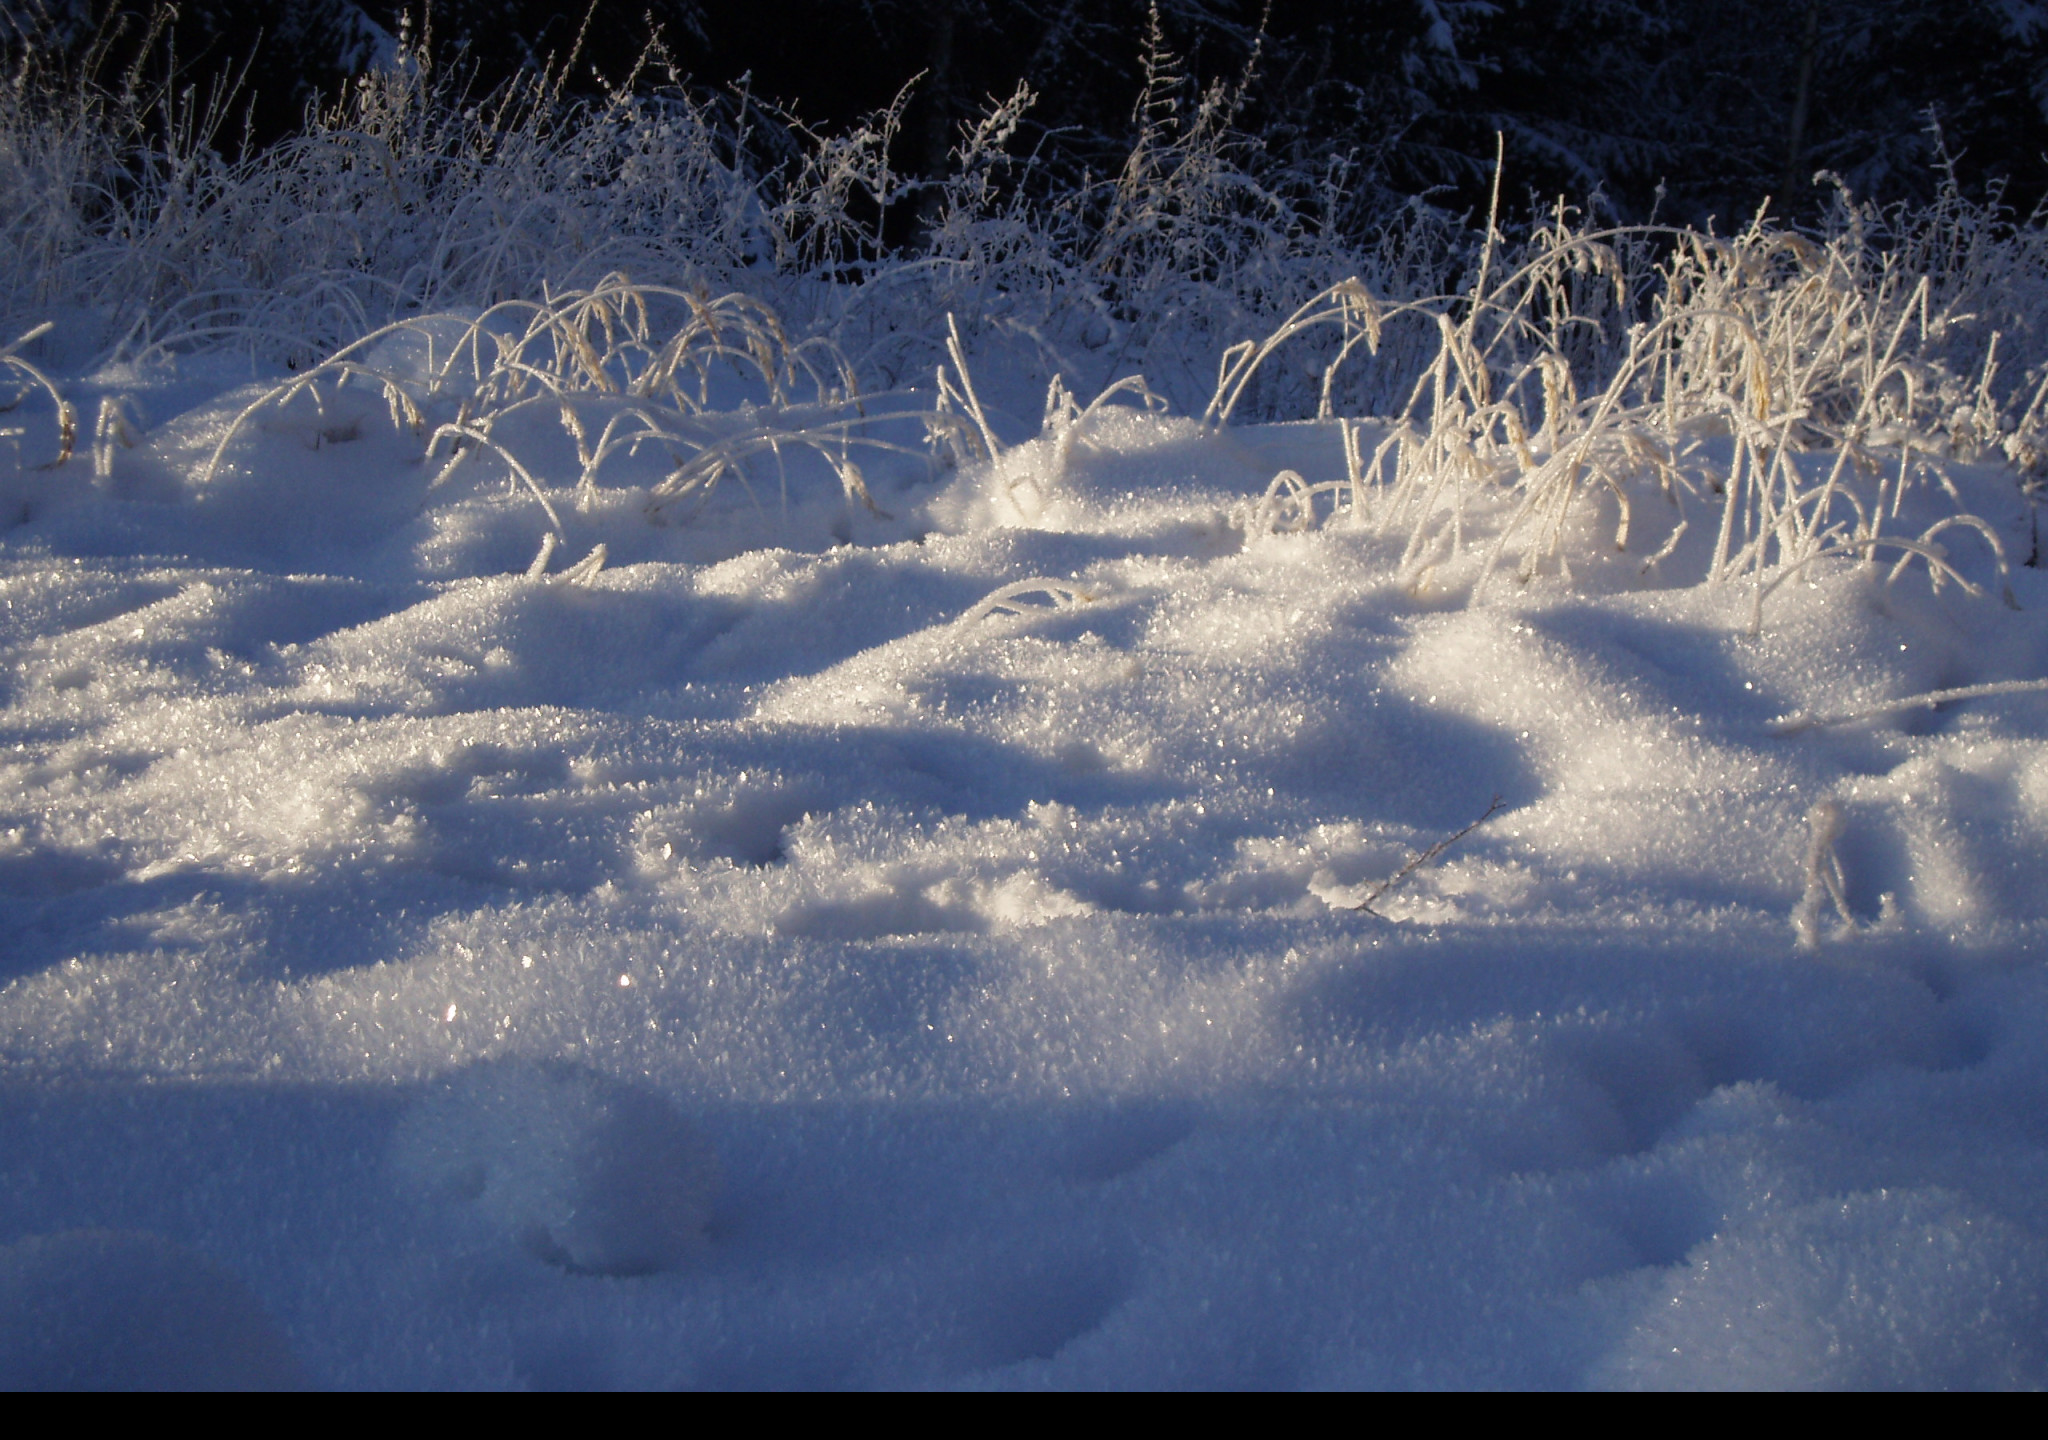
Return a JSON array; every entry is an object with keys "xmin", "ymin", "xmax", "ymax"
[{"xmin": 4, "ymin": 351, "xmax": 2048, "ymax": 1389}]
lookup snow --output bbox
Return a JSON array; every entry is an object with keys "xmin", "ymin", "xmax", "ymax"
[{"xmin": 3, "ymin": 340, "xmax": 2048, "ymax": 1389}]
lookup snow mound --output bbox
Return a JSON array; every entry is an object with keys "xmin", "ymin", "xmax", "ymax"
[
  {"xmin": 392, "ymin": 1061, "xmax": 718, "ymax": 1276},
  {"xmin": 1597, "ymin": 1188, "xmax": 2048, "ymax": 1390},
  {"xmin": 0, "ymin": 1230, "xmax": 304, "ymax": 1390}
]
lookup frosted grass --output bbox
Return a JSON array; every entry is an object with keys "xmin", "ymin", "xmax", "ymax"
[{"xmin": 1, "ymin": 20, "xmax": 2047, "ymax": 1392}]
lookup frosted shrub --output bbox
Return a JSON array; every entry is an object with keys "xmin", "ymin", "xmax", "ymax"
[
  {"xmin": 0, "ymin": 12, "xmax": 1441, "ymax": 406},
  {"xmin": 0, "ymin": 27, "xmax": 772, "ymax": 361}
]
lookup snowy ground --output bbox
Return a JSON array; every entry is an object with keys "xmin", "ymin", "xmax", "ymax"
[{"xmin": 4, "ymin": 346, "xmax": 2048, "ymax": 1388}]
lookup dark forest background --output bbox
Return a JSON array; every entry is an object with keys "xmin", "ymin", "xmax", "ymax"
[{"xmin": 9, "ymin": 0, "xmax": 2048, "ymax": 229}]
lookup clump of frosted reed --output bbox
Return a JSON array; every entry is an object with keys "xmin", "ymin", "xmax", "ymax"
[
  {"xmin": 198, "ymin": 275, "xmax": 994, "ymax": 531},
  {"xmin": 1215, "ymin": 187, "xmax": 2044, "ymax": 626}
]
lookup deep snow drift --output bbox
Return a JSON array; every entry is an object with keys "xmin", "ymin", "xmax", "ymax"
[{"xmin": 3, "ymin": 325, "xmax": 2048, "ymax": 1389}]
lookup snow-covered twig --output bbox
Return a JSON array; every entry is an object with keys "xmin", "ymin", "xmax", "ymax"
[
  {"xmin": 1792, "ymin": 799, "xmax": 1853, "ymax": 948},
  {"xmin": 1769, "ymin": 678, "xmax": 2048, "ymax": 735},
  {"xmin": 960, "ymin": 578, "xmax": 1099, "ymax": 625},
  {"xmin": 1350, "ymin": 796, "xmax": 1505, "ymax": 916}
]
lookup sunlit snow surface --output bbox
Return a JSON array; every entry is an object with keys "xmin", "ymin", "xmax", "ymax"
[{"xmin": 4, "ymin": 359, "xmax": 2048, "ymax": 1389}]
